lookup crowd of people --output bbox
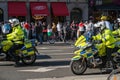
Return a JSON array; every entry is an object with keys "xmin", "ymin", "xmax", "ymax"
[{"xmin": 0, "ymin": 16, "xmax": 120, "ymax": 44}]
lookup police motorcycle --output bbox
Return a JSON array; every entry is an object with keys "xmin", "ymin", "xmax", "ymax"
[
  {"xmin": 0, "ymin": 23, "xmax": 38, "ymax": 65},
  {"xmin": 70, "ymin": 33, "xmax": 120, "ymax": 75}
]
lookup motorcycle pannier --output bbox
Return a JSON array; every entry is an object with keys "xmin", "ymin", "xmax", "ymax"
[{"xmin": 21, "ymin": 41, "xmax": 34, "ymax": 56}]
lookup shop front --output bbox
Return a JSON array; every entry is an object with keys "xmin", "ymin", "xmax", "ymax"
[
  {"xmin": 30, "ymin": 2, "xmax": 49, "ymax": 23},
  {"xmin": 70, "ymin": 8, "xmax": 82, "ymax": 24},
  {"xmin": 8, "ymin": 1, "xmax": 27, "ymax": 22},
  {"xmin": 30, "ymin": 2, "xmax": 50, "ymax": 41},
  {"xmin": 51, "ymin": 2, "xmax": 69, "ymax": 24}
]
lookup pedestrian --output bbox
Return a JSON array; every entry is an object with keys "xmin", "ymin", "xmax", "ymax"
[
  {"xmin": 34, "ymin": 21, "xmax": 43, "ymax": 45},
  {"xmin": 23, "ymin": 22, "xmax": 30, "ymax": 39},
  {"xmin": 56, "ymin": 21, "xmax": 64, "ymax": 41},
  {"xmin": 52, "ymin": 22, "xmax": 57, "ymax": 37},
  {"xmin": 77, "ymin": 20, "xmax": 85, "ymax": 38},
  {"xmin": 42, "ymin": 22, "xmax": 47, "ymax": 42},
  {"xmin": 62, "ymin": 22, "xmax": 67, "ymax": 42},
  {"xmin": 47, "ymin": 23, "xmax": 52, "ymax": 41},
  {"xmin": 70, "ymin": 20, "xmax": 77, "ymax": 41},
  {"xmin": 87, "ymin": 20, "xmax": 94, "ymax": 35}
]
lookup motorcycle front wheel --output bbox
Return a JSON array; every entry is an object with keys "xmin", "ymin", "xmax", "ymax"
[
  {"xmin": 70, "ymin": 59, "xmax": 87, "ymax": 75},
  {"xmin": 21, "ymin": 53, "xmax": 36, "ymax": 65}
]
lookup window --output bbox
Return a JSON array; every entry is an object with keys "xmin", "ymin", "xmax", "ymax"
[{"xmin": 96, "ymin": 0, "xmax": 102, "ymax": 5}]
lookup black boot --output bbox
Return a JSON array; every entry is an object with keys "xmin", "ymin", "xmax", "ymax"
[
  {"xmin": 13, "ymin": 56, "xmax": 20, "ymax": 67},
  {"xmin": 14, "ymin": 60, "xmax": 20, "ymax": 67}
]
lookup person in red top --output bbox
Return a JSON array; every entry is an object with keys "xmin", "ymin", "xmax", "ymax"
[
  {"xmin": 77, "ymin": 20, "xmax": 85, "ymax": 38},
  {"xmin": 23, "ymin": 22, "xmax": 30, "ymax": 39},
  {"xmin": 24, "ymin": 22, "xmax": 30, "ymax": 30}
]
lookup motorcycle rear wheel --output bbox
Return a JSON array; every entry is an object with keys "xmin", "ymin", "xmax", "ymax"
[
  {"xmin": 70, "ymin": 59, "xmax": 87, "ymax": 75},
  {"xmin": 21, "ymin": 53, "xmax": 36, "ymax": 65}
]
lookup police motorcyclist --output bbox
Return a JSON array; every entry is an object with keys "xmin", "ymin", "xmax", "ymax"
[
  {"xmin": 93, "ymin": 16, "xmax": 116, "ymax": 69},
  {"xmin": 7, "ymin": 18, "xmax": 24, "ymax": 67}
]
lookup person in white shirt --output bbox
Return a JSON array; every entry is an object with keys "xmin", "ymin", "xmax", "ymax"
[{"xmin": 56, "ymin": 21, "xmax": 63, "ymax": 41}]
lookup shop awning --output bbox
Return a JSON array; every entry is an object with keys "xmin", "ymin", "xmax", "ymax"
[
  {"xmin": 8, "ymin": 2, "xmax": 27, "ymax": 16},
  {"xmin": 51, "ymin": 2, "xmax": 69, "ymax": 16},
  {"xmin": 30, "ymin": 2, "xmax": 49, "ymax": 16}
]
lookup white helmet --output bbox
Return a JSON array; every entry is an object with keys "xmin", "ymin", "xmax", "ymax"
[{"xmin": 9, "ymin": 18, "xmax": 19, "ymax": 27}]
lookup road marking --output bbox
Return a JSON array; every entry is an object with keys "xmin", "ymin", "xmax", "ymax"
[
  {"xmin": 36, "ymin": 47, "xmax": 49, "ymax": 49},
  {"xmin": 18, "ymin": 65, "xmax": 69, "ymax": 73},
  {"xmin": 0, "ymin": 61, "xmax": 14, "ymax": 64},
  {"xmin": 39, "ymin": 52, "xmax": 73, "ymax": 55},
  {"xmin": 18, "ymin": 67, "xmax": 55, "ymax": 72},
  {"xmin": 38, "ymin": 50, "xmax": 63, "ymax": 52},
  {"xmin": 36, "ymin": 58, "xmax": 71, "ymax": 62},
  {"xmin": 36, "ymin": 46, "xmax": 74, "ymax": 50}
]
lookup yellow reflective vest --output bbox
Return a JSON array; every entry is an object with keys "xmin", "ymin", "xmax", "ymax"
[
  {"xmin": 112, "ymin": 28, "xmax": 120, "ymax": 36},
  {"xmin": 7, "ymin": 25, "xmax": 24, "ymax": 44},
  {"xmin": 93, "ymin": 29, "xmax": 116, "ymax": 48}
]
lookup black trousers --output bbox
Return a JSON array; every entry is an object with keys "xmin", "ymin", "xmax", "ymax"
[
  {"xmin": 106, "ymin": 47, "xmax": 113, "ymax": 61},
  {"xmin": 8, "ymin": 44, "xmax": 23, "ymax": 63}
]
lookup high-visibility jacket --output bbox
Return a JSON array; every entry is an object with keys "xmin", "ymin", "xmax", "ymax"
[
  {"xmin": 93, "ymin": 29, "xmax": 116, "ymax": 48},
  {"xmin": 112, "ymin": 28, "xmax": 120, "ymax": 36},
  {"xmin": 7, "ymin": 25, "xmax": 24, "ymax": 44}
]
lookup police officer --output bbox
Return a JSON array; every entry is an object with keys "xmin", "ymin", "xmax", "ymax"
[
  {"xmin": 7, "ymin": 18, "xmax": 24, "ymax": 67},
  {"xmin": 93, "ymin": 18, "xmax": 116, "ymax": 68}
]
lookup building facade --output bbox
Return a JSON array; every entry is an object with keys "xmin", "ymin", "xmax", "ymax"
[
  {"xmin": 88, "ymin": 0, "xmax": 120, "ymax": 22},
  {"xmin": 0, "ymin": 0, "xmax": 88, "ymax": 24}
]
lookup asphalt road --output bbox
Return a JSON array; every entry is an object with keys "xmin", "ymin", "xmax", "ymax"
[{"xmin": 0, "ymin": 42, "xmax": 111, "ymax": 80}]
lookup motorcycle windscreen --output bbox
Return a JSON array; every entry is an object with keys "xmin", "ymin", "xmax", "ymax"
[{"xmin": 75, "ymin": 35, "xmax": 86, "ymax": 47}]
